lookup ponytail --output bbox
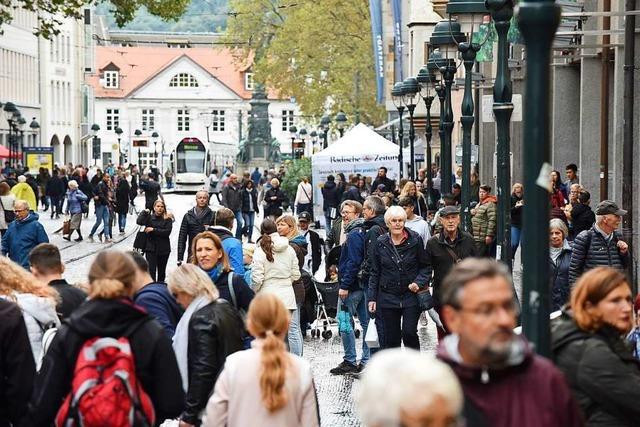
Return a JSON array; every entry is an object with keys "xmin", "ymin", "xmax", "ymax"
[
  {"xmin": 260, "ymin": 233, "xmax": 275, "ymax": 262},
  {"xmin": 260, "ymin": 330, "xmax": 288, "ymax": 412}
]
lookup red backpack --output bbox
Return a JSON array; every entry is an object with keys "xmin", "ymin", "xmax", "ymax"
[{"xmin": 55, "ymin": 336, "xmax": 155, "ymax": 427}]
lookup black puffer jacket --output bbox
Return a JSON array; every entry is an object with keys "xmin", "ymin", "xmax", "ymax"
[
  {"xmin": 550, "ymin": 242, "xmax": 572, "ymax": 311},
  {"xmin": 182, "ymin": 299, "xmax": 244, "ymax": 425},
  {"xmin": 368, "ymin": 229, "xmax": 430, "ymax": 309},
  {"xmin": 177, "ymin": 207, "xmax": 214, "ymax": 263},
  {"xmin": 137, "ymin": 210, "xmax": 173, "ymax": 255},
  {"xmin": 425, "ymin": 229, "xmax": 477, "ymax": 306},
  {"xmin": 321, "ymin": 180, "xmax": 339, "ymax": 211},
  {"xmin": 571, "ymin": 203, "xmax": 595, "ymax": 239},
  {"xmin": 552, "ymin": 312, "xmax": 640, "ymax": 426},
  {"xmin": 568, "ymin": 227, "xmax": 629, "ymax": 285},
  {"xmin": 21, "ymin": 299, "xmax": 184, "ymax": 427}
]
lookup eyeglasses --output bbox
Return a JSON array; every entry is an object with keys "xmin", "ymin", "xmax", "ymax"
[
  {"xmin": 454, "ymin": 299, "xmax": 520, "ymax": 319},
  {"xmin": 13, "ymin": 208, "xmax": 27, "ymax": 213},
  {"xmin": 341, "ymin": 210, "xmax": 356, "ymax": 215}
]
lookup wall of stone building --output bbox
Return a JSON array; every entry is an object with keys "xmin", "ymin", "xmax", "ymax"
[{"xmin": 551, "ymin": 65, "xmax": 581, "ymax": 171}]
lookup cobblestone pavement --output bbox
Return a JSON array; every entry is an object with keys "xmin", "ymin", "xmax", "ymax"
[{"xmin": 40, "ymin": 192, "xmax": 516, "ymax": 426}]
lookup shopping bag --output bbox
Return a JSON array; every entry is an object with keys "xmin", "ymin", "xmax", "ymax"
[
  {"xmin": 62, "ymin": 217, "xmax": 71, "ymax": 236},
  {"xmin": 133, "ymin": 226, "xmax": 147, "ymax": 252},
  {"xmin": 364, "ymin": 318, "xmax": 379, "ymax": 348}
]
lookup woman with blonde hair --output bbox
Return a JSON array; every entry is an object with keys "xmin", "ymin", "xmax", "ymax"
[
  {"xmin": 275, "ymin": 214, "xmax": 307, "ymax": 356},
  {"xmin": 552, "ymin": 267, "xmax": 640, "ymax": 426},
  {"xmin": 400, "ymin": 181, "xmax": 428, "ymax": 219},
  {"xmin": 167, "ymin": 263, "xmax": 244, "ymax": 427},
  {"xmin": 22, "ymin": 250, "xmax": 184, "ymax": 426},
  {"xmin": 136, "ymin": 199, "xmax": 174, "ymax": 282},
  {"xmin": 0, "ymin": 256, "xmax": 59, "ymax": 368},
  {"xmin": 264, "ymin": 178, "xmax": 286, "ymax": 221},
  {"xmin": 203, "ymin": 293, "xmax": 320, "ymax": 427}
]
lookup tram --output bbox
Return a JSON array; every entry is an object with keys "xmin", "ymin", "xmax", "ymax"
[{"xmin": 172, "ymin": 137, "xmax": 209, "ymax": 192}]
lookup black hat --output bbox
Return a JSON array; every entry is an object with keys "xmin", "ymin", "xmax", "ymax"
[
  {"xmin": 440, "ymin": 205, "xmax": 460, "ymax": 216},
  {"xmin": 298, "ymin": 211, "xmax": 312, "ymax": 222},
  {"xmin": 595, "ymin": 200, "xmax": 627, "ymax": 216}
]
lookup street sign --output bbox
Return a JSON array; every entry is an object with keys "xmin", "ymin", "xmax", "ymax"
[
  {"xmin": 455, "ymin": 145, "xmax": 479, "ymax": 165},
  {"xmin": 482, "ymin": 94, "xmax": 522, "ymax": 123},
  {"xmin": 92, "ymin": 137, "xmax": 101, "ymax": 159},
  {"xmin": 132, "ymin": 139, "xmax": 148, "ymax": 147},
  {"xmin": 24, "ymin": 147, "xmax": 54, "ymax": 174},
  {"xmin": 415, "ymin": 153, "xmax": 425, "ymax": 162}
]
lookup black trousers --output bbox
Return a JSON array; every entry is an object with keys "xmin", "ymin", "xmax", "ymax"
[
  {"xmin": 379, "ymin": 304, "xmax": 421, "ymax": 350},
  {"xmin": 145, "ymin": 251, "xmax": 170, "ymax": 283}
]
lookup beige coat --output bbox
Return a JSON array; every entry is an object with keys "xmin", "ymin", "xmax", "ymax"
[{"xmin": 203, "ymin": 345, "xmax": 319, "ymax": 427}]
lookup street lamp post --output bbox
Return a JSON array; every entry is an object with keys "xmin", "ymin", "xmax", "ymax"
[
  {"xmin": 298, "ymin": 128, "xmax": 307, "ymax": 159},
  {"xmin": 29, "ymin": 117, "xmax": 40, "ymax": 148},
  {"xmin": 417, "ymin": 66, "xmax": 437, "ymax": 208},
  {"xmin": 289, "ymin": 125, "xmax": 297, "ymax": 160},
  {"xmin": 115, "ymin": 127, "xmax": 123, "ymax": 166},
  {"xmin": 16, "ymin": 116, "xmax": 25, "ymax": 167},
  {"xmin": 402, "ymin": 77, "xmax": 420, "ymax": 181},
  {"xmin": 487, "ymin": 0, "xmax": 514, "ymax": 267},
  {"xmin": 446, "ymin": 0, "xmax": 489, "ymax": 232},
  {"xmin": 3, "ymin": 102, "xmax": 17, "ymax": 169},
  {"xmin": 320, "ymin": 115, "xmax": 331, "ymax": 148},
  {"xmin": 430, "ymin": 21, "xmax": 467, "ymax": 196},
  {"xmin": 309, "ymin": 130, "xmax": 318, "ymax": 155},
  {"xmin": 517, "ymin": 0, "xmax": 561, "ymax": 357},
  {"xmin": 91, "ymin": 123, "xmax": 100, "ymax": 166},
  {"xmin": 134, "ymin": 129, "xmax": 142, "ymax": 166},
  {"xmin": 391, "ymin": 82, "xmax": 406, "ymax": 180},
  {"xmin": 335, "ymin": 111, "xmax": 347, "ymax": 138}
]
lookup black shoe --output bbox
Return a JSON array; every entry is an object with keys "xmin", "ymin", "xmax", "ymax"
[
  {"xmin": 74, "ymin": 237, "xmax": 83, "ymax": 242},
  {"xmin": 63, "ymin": 236, "xmax": 71, "ymax": 241},
  {"xmin": 329, "ymin": 361, "xmax": 358, "ymax": 375},
  {"xmin": 356, "ymin": 363, "xmax": 366, "ymax": 373},
  {"xmin": 98, "ymin": 232, "xmax": 103, "ymax": 242}
]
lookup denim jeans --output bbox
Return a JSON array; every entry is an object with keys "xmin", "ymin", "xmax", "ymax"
[
  {"xmin": 118, "ymin": 212, "xmax": 127, "ymax": 232},
  {"xmin": 90, "ymin": 204, "xmax": 111, "ymax": 237},
  {"xmin": 338, "ymin": 289, "xmax": 370, "ymax": 365},
  {"xmin": 242, "ymin": 211, "xmax": 255, "ymax": 240},
  {"xmin": 511, "ymin": 225, "xmax": 522, "ymax": 258},
  {"xmin": 287, "ymin": 306, "xmax": 303, "ymax": 356},
  {"xmin": 233, "ymin": 210, "xmax": 244, "ymax": 240}
]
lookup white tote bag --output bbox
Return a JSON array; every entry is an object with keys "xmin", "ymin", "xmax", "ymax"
[{"xmin": 364, "ymin": 319, "xmax": 380, "ymax": 348}]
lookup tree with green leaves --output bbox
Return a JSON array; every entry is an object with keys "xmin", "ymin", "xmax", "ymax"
[
  {"xmin": 0, "ymin": 0, "xmax": 190, "ymax": 39},
  {"xmin": 225, "ymin": 0, "xmax": 386, "ymax": 125}
]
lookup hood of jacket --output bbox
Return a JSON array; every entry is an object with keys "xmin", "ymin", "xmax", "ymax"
[
  {"xmin": 437, "ymin": 333, "xmax": 533, "ymax": 384},
  {"xmin": 14, "ymin": 293, "xmax": 59, "ymax": 326},
  {"xmin": 344, "ymin": 217, "xmax": 365, "ymax": 233},
  {"xmin": 17, "ymin": 212, "xmax": 40, "ymax": 226},
  {"xmin": 290, "ymin": 233, "xmax": 308, "ymax": 249},
  {"xmin": 210, "ymin": 225, "xmax": 233, "ymax": 240},
  {"xmin": 323, "ymin": 181, "xmax": 336, "ymax": 190},
  {"xmin": 66, "ymin": 298, "xmax": 149, "ymax": 337},
  {"xmin": 270, "ymin": 232, "xmax": 291, "ymax": 252},
  {"xmin": 551, "ymin": 311, "xmax": 592, "ymax": 353},
  {"xmin": 480, "ymin": 195, "xmax": 498, "ymax": 205},
  {"xmin": 364, "ymin": 214, "xmax": 386, "ymax": 231}
]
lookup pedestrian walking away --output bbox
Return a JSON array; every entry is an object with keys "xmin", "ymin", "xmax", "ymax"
[
  {"xmin": 115, "ymin": 171, "xmax": 131, "ymax": 234},
  {"xmin": 294, "ymin": 176, "xmax": 313, "ymax": 218}
]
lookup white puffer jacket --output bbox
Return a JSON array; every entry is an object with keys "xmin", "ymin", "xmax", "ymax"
[
  {"xmin": 251, "ymin": 233, "xmax": 301, "ymax": 310},
  {"xmin": 9, "ymin": 293, "xmax": 60, "ymax": 369}
]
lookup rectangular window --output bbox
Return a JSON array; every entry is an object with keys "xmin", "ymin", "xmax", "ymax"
[
  {"xmin": 106, "ymin": 108, "xmax": 119, "ymax": 131},
  {"xmin": 104, "ymin": 71, "xmax": 119, "ymax": 88},
  {"xmin": 281, "ymin": 110, "xmax": 294, "ymax": 132},
  {"xmin": 142, "ymin": 109, "xmax": 155, "ymax": 131},
  {"xmin": 211, "ymin": 110, "xmax": 225, "ymax": 132},
  {"xmin": 244, "ymin": 72, "xmax": 254, "ymax": 91},
  {"xmin": 177, "ymin": 109, "xmax": 190, "ymax": 131}
]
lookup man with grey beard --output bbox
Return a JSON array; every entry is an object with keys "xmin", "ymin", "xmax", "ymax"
[{"xmin": 436, "ymin": 258, "xmax": 582, "ymax": 427}]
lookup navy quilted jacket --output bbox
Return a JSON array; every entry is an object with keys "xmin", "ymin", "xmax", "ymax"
[{"xmin": 568, "ymin": 226, "xmax": 628, "ymax": 285}]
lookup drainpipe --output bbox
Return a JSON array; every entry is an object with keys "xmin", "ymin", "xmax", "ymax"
[
  {"xmin": 600, "ymin": 0, "xmax": 611, "ymax": 201},
  {"xmin": 623, "ymin": 0, "xmax": 636, "ymax": 291}
]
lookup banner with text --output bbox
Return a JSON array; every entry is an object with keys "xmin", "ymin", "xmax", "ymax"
[
  {"xmin": 369, "ymin": 0, "xmax": 385, "ymax": 103},
  {"xmin": 391, "ymin": 0, "xmax": 403, "ymax": 81}
]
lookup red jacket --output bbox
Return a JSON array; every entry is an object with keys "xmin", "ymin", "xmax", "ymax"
[{"xmin": 437, "ymin": 335, "xmax": 584, "ymax": 427}]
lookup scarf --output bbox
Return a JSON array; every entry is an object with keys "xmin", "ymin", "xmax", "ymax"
[
  {"xmin": 172, "ymin": 294, "xmax": 211, "ymax": 392},
  {"xmin": 206, "ymin": 264, "xmax": 224, "ymax": 283},
  {"xmin": 549, "ymin": 246, "xmax": 563, "ymax": 265}
]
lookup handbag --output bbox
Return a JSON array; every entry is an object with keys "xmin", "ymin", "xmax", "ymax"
[
  {"xmin": 133, "ymin": 226, "xmax": 147, "ymax": 252},
  {"xmin": 364, "ymin": 318, "xmax": 380, "ymax": 348},
  {"xmin": 80, "ymin": 200, "xmax": 89, "ymax": 214},
  {"xmin": 0, "ymin": 199, "xmax": 15, "ymax": 223},
  {"xmin": 62, "ymin": 217, "xmax": 71, "ymax": 236}
]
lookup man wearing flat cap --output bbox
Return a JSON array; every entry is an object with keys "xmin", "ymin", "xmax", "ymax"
[
  {"xmin": 425, "ymin": 205, "xmax": 477, "ymax": 340},
  {"xmin": 568, "ymin": 200, "xmax": 629, "ymax": 285}
]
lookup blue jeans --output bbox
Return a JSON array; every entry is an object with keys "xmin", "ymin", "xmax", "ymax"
[
  {"xmin": 234, "ymin": 210, "xmax": 244, "ymax": 240},
  {"xmin": 118, "ymin": 212, "xmax": 127, "ymax": 232},
  {"xmin": 242, "ymin": 211, "xmax": 255, "ymax": 240},
  {"xmin": 511, "ymin": 225, "xmax": 521, "ymax": 258},
  {"xmin": 90, "ymin": 204, "xmax": 111, "ymax": 237},
  {"xmin": 338, "ymin": 290, "xmax": 370, "ymax": 365},
  {"xmin": 288, "ymin": 306, "xmax": 303, "ymax": 356}
]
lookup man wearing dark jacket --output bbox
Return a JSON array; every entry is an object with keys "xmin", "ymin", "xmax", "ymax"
[
  {"xmin": 569, "ymin": 191, "xmax": 595, "ymax": 240},
  {"xmin": 139, "ymin": 173, "xmax": 162, "ymax": 210},
  {"xmin": 331, "ymin": 200, "xmax": 370, "ymax": 375},
  {"xmin": 177, "ymin": 191, "xmax": 215, "ymax": 265},
  {"xmin": 2, "ymin": 201, "xmax": 49, "ymax": 269},
  {"xmin": 321, "ymin": 175, "xmax": 340, "ymax": 229},
  {"xmin": 438, "ymin": 258, "xmax": 583, "ymax": 427},
  {"xmin": 29, "ymin": 243, "xmax": 86, "ymax": 320},
  {"xmin": 46, "ymin": 169, "xmax": 66, "ymax": 219},
  {"xmin": 221, "ymin": 174, "xmax": 244, "ymax": 239},
  {"xmin": 371, "ymin": 167, "xmax": 396, "ymax": 195},
  {"xmin": 130, "ymin": 251, "xmax": 183, "ymax": 337},
  {"xmin": 0, "ymin": 299, "xmax": 35, "ymax": 427},
  {"xmin": 569, "ymin": 200, "xmax": 629, "ymax": 285}
]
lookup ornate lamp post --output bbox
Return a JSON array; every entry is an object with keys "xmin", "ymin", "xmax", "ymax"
[
  {"xmin": 115, "ymin": 127, "xmax": 123, "ymax": 166},
  {"xmin": 16, "ymin": 115, "xmax": 25, "ymax": 166},
  {"xmin": 391, "ymin": 82, "xmax": 406, "ymax": 179},
  {"xmin": 134, "ymin": 129, "xmax": 142, "ymax": 165},
  {"xmin": 447, "ymin": 0, "xmax": 489, "ymax": 231},
  {"xmin": 486, "ymin": 0, "xmax": 515, "ymax": 267},
  {"xmin": 288, "ymin": 125, "xmax": 297, "ymax": 159},
  {"xmin": 417, "ymin": 66, "xmax": 438, "ymax": 208},
  {"xmin": 309, "ymin": 130, "xmax": 318, "ymax": 154},
  {"xmin": 151, "ymin": 131, "xmax": 159, "ymax": 167},
  {"xmin": 320, "ymin": 115, "xmax": 331, "ymax": 148},
  {"xmin": 518, "ymin": 0, "xmax": 561, "ymax": 357},
  {"xmin": 298, "ymin": 128, "xmax": 307, "ymax": 159},
  {"xmin": 91, "ymin": 123, "xmax": 100, "ymax": 166},
  {"xmin": 29, "ymin": 117, "xmax": 40, "ymax": 147},
  {"xmin": 335, "ymin": 111, "xmax": 347, "ymax": 138},
  {"xmin": 430, "ymin": 20, "xmax": 467, "ymax": 196},
  {"xmin": 3, "ymin": 102, "xmax": 17, "ymax": 168},
  {"xmin": 402, "ymin": 77, "xmax": 420, "ymax": 181}
]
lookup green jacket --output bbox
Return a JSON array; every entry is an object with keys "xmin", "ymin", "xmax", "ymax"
[{"xmin": 471, "ymin": 196, "xmax": 497, "ymax": 242}]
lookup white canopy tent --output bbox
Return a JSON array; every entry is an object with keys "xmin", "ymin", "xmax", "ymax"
[{"xmin": 311, "ymin": 123, "xmax": 402, "ymax": 223}]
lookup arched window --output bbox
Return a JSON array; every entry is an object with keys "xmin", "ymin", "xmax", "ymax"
[{"xmin": 169, "ymin": 73, "xmax": 199, "ymax": 87}]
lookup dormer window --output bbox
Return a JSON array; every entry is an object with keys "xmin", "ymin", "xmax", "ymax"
[
  {"xmin": 104, "ymin": 70, "xmax": 119, "ymax": 88},
  {"xmin": 169, "ymin": 73, "xmax": 199, "ymax": 88}
]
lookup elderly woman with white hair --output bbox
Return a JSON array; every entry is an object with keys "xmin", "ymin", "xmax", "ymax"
[
  {"xmin": 64, "ymin": 180, "xmax": 88, "ymax": 242},
  {"xmin": 357, "ymin": 348, "xmax": 463, "ymax": 427},
  {"xmin": 367, "ymin": 205, "xmax": 431, "ymax": 350},
  {"xmin": 263, "ymin": 178, "xmax": 287, "ymax": 221},
  {"xmin": 549, "ymin": 218, "xmax": 572, "ymax": 311}
]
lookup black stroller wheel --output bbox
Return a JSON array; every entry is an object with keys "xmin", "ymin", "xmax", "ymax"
[
  {"xmin": 354, "ymin": 329, "xmax": 361, "ymax": 339},
  {"xmin": 322, "ymin": 330, "xmax": 333, "ymax": 340}
]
